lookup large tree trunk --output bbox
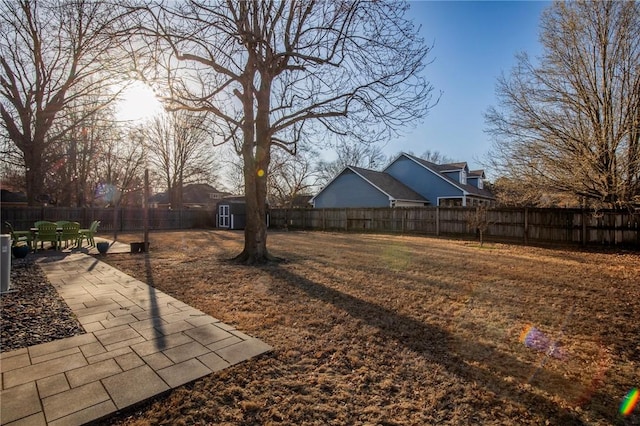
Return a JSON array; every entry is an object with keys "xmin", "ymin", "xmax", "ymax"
[
  {"xmin": 24, "ymin": 143, "xmax": 45, "ymax": 206},
  {"xmin": 233, "ymin": 71, "xmax": 275, "ymax": 264},
  {"xmin": 235, "ymin": 137, "xmax": 272, "ymax": 264}
]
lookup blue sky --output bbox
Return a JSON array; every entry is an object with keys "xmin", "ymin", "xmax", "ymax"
[{"xmin": 384, "ymin": 0, "xmax": 550, "ymax": 172}]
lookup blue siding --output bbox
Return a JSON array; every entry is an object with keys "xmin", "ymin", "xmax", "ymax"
[
  {"xmin": 314, "ymin": 169, "xmax": 390, "ymax": 208},
  {"xmin": 385, "ymin": 157, "xmax": 463, "ymax": 205},
  {"xmin": 467, "ymin": 177, "xmax": 481, "ymax": 188},
  {"xmin": 442, "ymin": 171, "xmax": 461, "ymax": 182}
]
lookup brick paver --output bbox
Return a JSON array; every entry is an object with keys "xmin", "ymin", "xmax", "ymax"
[{"xmin": 1, "ymin": 245, "xmax": 272, "ymax": 425}]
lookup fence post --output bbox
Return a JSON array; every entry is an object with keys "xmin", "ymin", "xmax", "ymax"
[
  {"xmin": 435, "ymin": 207, "xmax": 440, "ymax": 236},
  {"xmin": 581, "ymin": 209, "xmax": 587, "ymax": 246},
  {"xmin": 524, "ymin": 207, "xmax": 529, "ymax": 245},
  {"xmin": 322, "ymin": 209, "xmax": 326, "ymax": 231},
  {"xmin": 344, "ymin": 208, "xmax": 348, "ymax": 231}
]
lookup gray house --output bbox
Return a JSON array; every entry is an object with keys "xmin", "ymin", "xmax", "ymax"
[
  {"xmin": 311, "ymin": 153, "xmax": 494, "ymax": 208},
  {"xmin": 310, "ymin": 166, "xmax": 429, "ymax": 208}
]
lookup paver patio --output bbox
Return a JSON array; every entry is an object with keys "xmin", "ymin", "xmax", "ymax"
[{"xmin": 1, "ymin": 242, "xmax": 272, "ymax": 426}]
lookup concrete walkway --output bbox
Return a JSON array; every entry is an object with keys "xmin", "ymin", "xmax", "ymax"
[{"xmin": 1, "ymin": 241, "xmax": 272, "ymax": 426}]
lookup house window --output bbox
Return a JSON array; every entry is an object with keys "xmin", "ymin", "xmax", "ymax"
[
  {"xmin": 210, "ymin": 193, "xmax": 222, "ymax": 200},
  {"xmin": 460, "ymin": 170, "xmax": 467, "ymax": 184},
  {"xmin": 219, "ymin": 205, "xmax": 229, "ymax": 227},
  {"xmin": 439, "ymin": 198, "xmax": 463, "ymax": 207},
  {"xmin": 477, "ymin": 179, "xmax": 483, "ymax": 189}
]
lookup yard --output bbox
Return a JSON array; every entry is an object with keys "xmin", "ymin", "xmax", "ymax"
[{"xmin": 95, "ymin": 230, "xmax": 638, "ymax": 425}]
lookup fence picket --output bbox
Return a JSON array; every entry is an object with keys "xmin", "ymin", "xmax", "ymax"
[{"xmin": 268, "ymin": 207, "xmax": 639, "ymax": 248}]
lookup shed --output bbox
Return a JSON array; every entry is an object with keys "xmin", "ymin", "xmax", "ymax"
[
  {"xmin": 216, "ymin": 197, "xmax": 270, "ymax": 230},
  {"xmin": 216, "ymin": 198, "xmax": 247, "ymax": 230}
]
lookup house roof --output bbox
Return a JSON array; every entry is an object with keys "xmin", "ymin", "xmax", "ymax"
[
  {"xmin": 437, "ymin": 162, "xmax": 468, "ymax": 172},
  {"xmin": 399, "ymin": 153, "xmax": 494, "ymax": 199},
  {"xmin": 217, "ymin": 196, "xmax": 246, "ymax": 204},
  {"xmin": 311, "ymin": 166, "xmax": 429, "ymax": 204},
  {"xmin": 0, "ymin": 189, "xmax": 27, "ymax": 203}
]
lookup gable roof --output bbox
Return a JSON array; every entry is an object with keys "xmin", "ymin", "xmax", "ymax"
[
  {"xmin": 348, "ymin": 166, "xmax": 429, "ymax": 202},
  {"xmin": 468, "ymin": 170, "xmax": 486, "ymax": 179},
  {"xmin": 310, "ymin": 165, "xmax": 429, "ymax": 204},
  {"xmin": 437, "ymin": 162, "xmax": 468, "ymax": 172},
  {"xmin": 393, "ymin": 153, "xmax": 494, "ymax": 199}
]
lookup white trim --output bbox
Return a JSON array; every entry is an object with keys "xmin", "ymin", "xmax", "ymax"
[
  {"xmin": 309, "ymin": 166, "xmax": 352, "ymax": 204},
  {"xmin": 218, "ymin": 205, "xmax": 230, "ymax": 228}
]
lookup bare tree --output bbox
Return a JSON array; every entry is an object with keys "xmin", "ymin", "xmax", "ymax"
[
  {"xmin": 268, "ymin": 148, "xmax": 318, "ymax": 208},
  {"xmin": 419, "ymin": 149, "xmax": 454, "ymax": 165},
  {"xmin": 222, "ymin": 149, "xmax": 246, "ymax": 196},
  {"xmin": 466, "ymin": 205, "xmax": 491, "ymax": 247},
  {"xmin": 133, "ymin": 0, "xmax": 436, "ymax": 263},
  {"xmin": 316, "ymin": 141, "xmax": 388, "ymax": 186},
  {"xmin": 142, "ymin": 111, "xmax": 220, "ymax": 209},
  {"xmin": 46, "ymin": 91, "xmax": 119, "ymax": 207},
  {"xmin": 97, "ymin": 129, "xmax": 146, "ymax": 208},
  {"xmin": 0, "ymin": 0, "xmax": 128, "ymax": 205},
  {"xmin": 485, "ymin": 1, "xmax": 640, "ymax": 209}
]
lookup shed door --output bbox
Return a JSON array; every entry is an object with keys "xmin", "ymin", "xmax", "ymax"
[{"xmin": 219, "ymin": 205, "xmax": 230, "ymax": 228}]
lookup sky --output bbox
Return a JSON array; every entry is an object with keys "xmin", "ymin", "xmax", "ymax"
[
  {"xmin": 383, "ymin": 0, "xmax": 550, "ymax": 172},
  {"xmin": 116, "ymin": 1, "xmax": 551, "ymax": 179}
]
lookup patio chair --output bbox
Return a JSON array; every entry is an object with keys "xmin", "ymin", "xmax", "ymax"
[
  {"xmin": 55, "ymin": 220, "xmax": 69, "ymax": 227},
  {"xmin": 4, "ymin": 221, "xmax": 33, "ymax": 249},
  {"xmin": 77, "ymin": 220, "xmax": 100, "ymax": 247},
  {"xmin": 58, "ymin": 221, "xmax": 80, "ymax": 249},
  {"xmin": 33, "ymin": 221, "xmax": 59, "ymax": 251}
]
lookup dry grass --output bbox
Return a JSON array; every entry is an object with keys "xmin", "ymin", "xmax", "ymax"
[{"xmin": 98, "ymin": 230, "xmax": 639, "ymax": 425}]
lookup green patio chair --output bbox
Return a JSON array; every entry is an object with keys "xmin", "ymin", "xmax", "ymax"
[
  {"xmin": 77, "ymin": 220, "xmax": 100, "ymax": 247},
  {"xmin": 33, "ymin": 221, "xmax": 59, "ymax": 251},
  {"xmin": 58, "ymin": 221, "xmax": 80, "ymax": 249},
  {"xmin": 4, "ymin": 221, "xmax": 33, "ymax": 249}
]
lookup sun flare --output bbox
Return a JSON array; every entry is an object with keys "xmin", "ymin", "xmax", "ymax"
[{"xmin": 115, "ymin": 81, "xmax": 163, "ymax": 123}]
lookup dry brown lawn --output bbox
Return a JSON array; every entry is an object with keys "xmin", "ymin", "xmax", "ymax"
[{"xmin": 98, "ymin": 230, "xmax": 639, "ymax": 425}]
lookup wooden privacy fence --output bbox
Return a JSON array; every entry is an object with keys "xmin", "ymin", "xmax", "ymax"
[
  {"xmin": 3, "ymin": 206, "xmax": 638, "ymax": 248},
  {"xmin": 269, "ymin": 207, "xmax": 640, "ymax": 248},
  {"xmin": 1, "ymin": 207, "xmax": 214, "ymax": 233}
]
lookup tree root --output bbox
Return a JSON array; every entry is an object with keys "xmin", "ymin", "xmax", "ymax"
[{"xmin": 230, "ymin": 250, "xmax": 284, "ymax": 265}]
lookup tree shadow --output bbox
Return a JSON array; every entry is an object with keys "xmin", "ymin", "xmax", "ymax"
[
  {"xmin": 143, "ymin": 253, "xmax": 167, "ymax": 350},
  {"xmin": 264, "ymin": 265, "xmax": 599, "ymax": 425}
]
